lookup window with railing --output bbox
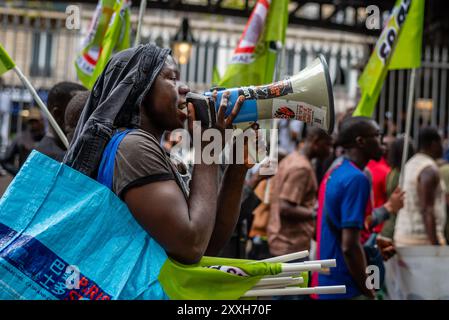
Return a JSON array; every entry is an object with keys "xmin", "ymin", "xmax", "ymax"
[{"xmin": 30, "ymin": 32, "xmax": 53, "ymax": 78}]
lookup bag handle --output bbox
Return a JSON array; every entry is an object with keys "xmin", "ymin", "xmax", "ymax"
[{"xmin": 97, "ymin": 129, "xmax": 134, "ymax": 190}]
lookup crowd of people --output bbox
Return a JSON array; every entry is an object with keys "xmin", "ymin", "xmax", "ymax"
[
  {"xmin": 242, "ymin": 117, "xmax": 449, "ymax": 300},
  {"xmin": 1, "ymin": 43, "xmax": 449, "ymax": 300}
]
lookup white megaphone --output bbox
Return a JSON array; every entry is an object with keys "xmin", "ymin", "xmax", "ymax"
[{"xmin": 186, "ymin": 54, "xmax": 335, "ymax": 133}]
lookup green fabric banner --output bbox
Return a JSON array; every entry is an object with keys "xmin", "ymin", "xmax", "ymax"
[
  {"xmin": 75, "ymin": 0, "xmax": 131, "ymax": 89},
  {"xmin": 0, "ymin": 43, "xmax": 15, "ymax": 76},
  {"xmin": 159, "ymin": 256, "xmax": 309, "ymax": 300},
  {"xmin": 91, "ymin": 0, "xmax": 131, "ymax": 87},
  {"xmin": 353, "ymin": 0, "xmax": 424, "ymax": 117},
  {"xmin": 389, "ymin": 0, "xmax": 425, "ymax": 70},
  {"xmin": 217, "ymin": 0, "xmax": 289, "ymax": 88}
]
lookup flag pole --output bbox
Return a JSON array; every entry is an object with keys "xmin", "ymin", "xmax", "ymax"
[
  {"xmin": 134, "ymin": 0, "xmax": 147, "ymax": 47},
  {"xmin": 243, "ymin": 285, "xmax": 346, "ymax": 297},
  {"xmin": 13, "ymin": 66, "xmax": 69, "ymax": 149},
  {"xmin": 399, "ymin": 68, "xmax": 417, "ymax": 188},
  {"xmin": 260, "ymin": 250, "xmax": 309, "ymax": 263}
]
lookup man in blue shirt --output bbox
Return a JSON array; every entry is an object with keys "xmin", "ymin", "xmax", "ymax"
[{"xmin": 318, "ymin": 116, "xmax": 384, "ymax": 300}]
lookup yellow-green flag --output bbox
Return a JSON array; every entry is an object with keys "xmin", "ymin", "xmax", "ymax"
[
  {"xmin": 75, "ymin": 0, "xmax": 131, "ymax": 89},
  {"xmin": 389, "ymin": 0, "xmax": 425, "ymax": 69},
  {"xmin": 353, "ymin": 0, "xmax": 425, "ymax": 117},
  {"xmin": 159, "ymin": 256, "xmax": 309, "ymax": 300},
  {"xmin": 218, "ymin": 0, "xmax": 289, "ymax": 88},
  {"xmin": 91, "ymin": 0, "xmax": 131, "ymax": 87},
  {"xmin": 0, "ymin": 43, "xmax": 15, "ymax": 76},
  {"xmin": 212, "ymin": 66, "xmax": 221, "ymax": 87}
]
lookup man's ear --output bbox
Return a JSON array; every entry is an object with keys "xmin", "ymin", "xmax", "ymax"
[
  {"xmin": 52, "ymin": 106, "xmax": 60, "ymax": 117},
  {"xmin": 309, "ymin": 136, "xmax": 318, "ymax": 146},
  {"xmin": 52, "ymin": 106, "xmax": 65, "ymax": 124},
  {"xmin": 355, "ymin": 136, "xmax": 365, "ymax": 147}
]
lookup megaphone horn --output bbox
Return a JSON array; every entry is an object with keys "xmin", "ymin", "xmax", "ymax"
[{"xmin": 186, "ymin": 54, "xmax": 335, "ymax": 134}]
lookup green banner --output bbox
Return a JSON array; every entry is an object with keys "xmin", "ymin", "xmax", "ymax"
[
  {"xmin": 159, "ymin": 256, "xmax": 309, "ymax": 300},
  {"xmin": 75, "ymin": 0, "xmax": 131, "ymax": 89},
  {"xmin": 91, "ymin": 0, "xmax": 131, "ymax": 87},
  {"xmin": 218, "ymin": 0, "xmax": 289, "ymax": 88},
  {"xmin": 354, "ymin": 0, "xmax": 424, "ymax": 117},
  {"xmin": 0, "ymin": 43, "xmax": 15, "ymax": 76},
  {"xmin": 389, "ymin": 0, "xmax": 425, "ymax": 70}
]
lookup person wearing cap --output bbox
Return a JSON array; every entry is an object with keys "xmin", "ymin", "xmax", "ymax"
[{"xmin": 0, "ymin": 107, "xmax": 45, "ymax": 176}]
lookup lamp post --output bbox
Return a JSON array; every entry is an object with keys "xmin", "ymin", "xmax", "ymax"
[{"xmin": 172, "ymin": 18, "xmax": 195, "ymax": 65}]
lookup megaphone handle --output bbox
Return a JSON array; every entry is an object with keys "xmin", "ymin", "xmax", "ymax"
[{"xmin": 262, "ymin": 119, "xmax": 279, "ymax": 204}]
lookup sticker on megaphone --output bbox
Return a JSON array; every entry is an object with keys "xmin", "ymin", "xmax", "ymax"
[
  {"xmin": 272, "ymin": 99, "xmax": 326, "ymax": 128},
  {"xmin": 186, "ymin": 55, "xmax": 335, "ymax": 134}
]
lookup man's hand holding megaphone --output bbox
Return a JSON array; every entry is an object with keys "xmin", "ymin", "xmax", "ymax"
[
  {"xmin": 187, "ymin": 90, "xmax": 245, "ymax": 141},
  {"xmin": 187, "ymin": 90, "xmax": 266, "ymax": 168}
]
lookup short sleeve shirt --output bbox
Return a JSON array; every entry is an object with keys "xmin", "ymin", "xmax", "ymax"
[
  {"xmin": 318, "ymin": 158, "xmax": 371, "ymax": 299},
  {"xmin": 267, "ymin": 152, "xmax": 317, "ymax": 255},
  {"xmin": 113, "ymin": 129, "xmax": 189, "ymax": 200}
]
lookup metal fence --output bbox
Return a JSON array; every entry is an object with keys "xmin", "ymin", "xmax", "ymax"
[{"xmin": 373, "ymin": 46, "xmax": 449, "ymax": 142}]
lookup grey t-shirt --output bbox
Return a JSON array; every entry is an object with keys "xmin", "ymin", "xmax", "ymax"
[{"xmin": 113, "ymin": 129, "xmax": 189, "ymax": 200}]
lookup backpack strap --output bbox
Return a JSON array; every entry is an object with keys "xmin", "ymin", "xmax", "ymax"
[{"xmin": 97, "ymin": 129, "xmax": 134, "ymax": 190}]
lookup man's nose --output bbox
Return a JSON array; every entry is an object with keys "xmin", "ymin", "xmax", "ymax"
[{"xmin": 178, "ymin": 82, "xmax": 190, "ymax": 96}]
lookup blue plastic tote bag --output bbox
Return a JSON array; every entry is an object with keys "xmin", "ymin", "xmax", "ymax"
[{"xmin": 0, "ymin": 149, "xmax": 168, "ymax": 300}]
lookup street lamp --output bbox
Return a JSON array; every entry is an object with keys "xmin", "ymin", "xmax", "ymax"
[
  {"xmin": 172, "ymin": 18, "xmax": 195, "ymax": 65},
  {"xmin": 416, "ymin": 98, "xmax": 433, "ymax": 126}
]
